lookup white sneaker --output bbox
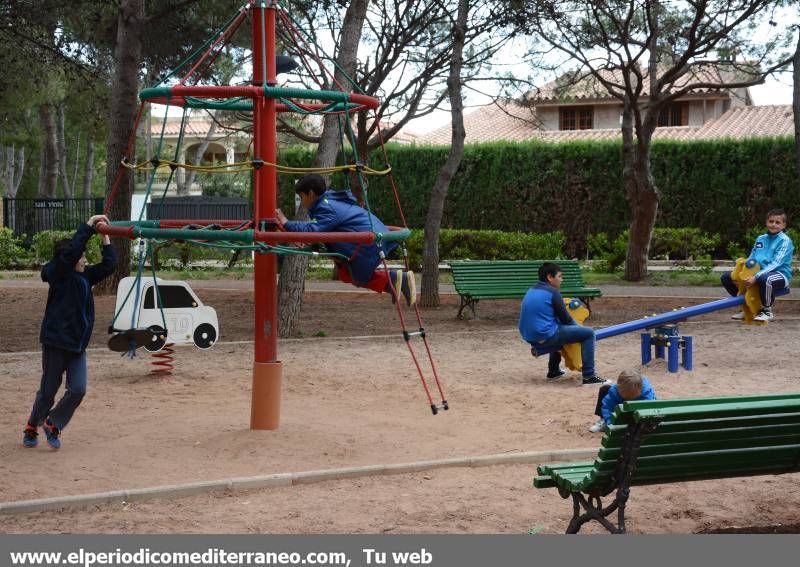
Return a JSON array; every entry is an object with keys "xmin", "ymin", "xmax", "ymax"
[
  {"xmin": 753, "ymin": 309, "xmax": 774, "ymax": 323},
  {"xmin": 731, "ymin": 311, "xmax": 745, "ymax": 320},
  {"xmin": 588, "ymin": 420, "xmax": 605, "ymax": 433}
]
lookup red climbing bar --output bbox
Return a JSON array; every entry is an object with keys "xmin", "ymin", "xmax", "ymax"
[{"xmin": 250, "ymin": 1, "xmax": 283, "ymax": 431}]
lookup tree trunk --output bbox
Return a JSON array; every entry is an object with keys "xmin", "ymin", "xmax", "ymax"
[
  {"xmin": 56, "ymin": 101, "xmax": 74, "ymax": 198},
  {"xmin": 38, "ymin": 104, "xmax": 59, "ymax": 198},
  {"xmin": 277, "ymin": 0, "xmax": 369, "ymax": 338},
  {"xmin": 621, "ymin": 103, "xmax": 659, "ymax": 281},
  {"xmin": 1, "ymin": 145, "xmax": 25, "ymax": 197},
  {"xmin": 178, "ymin": 116, "xmax": 218, "ymax": 195},
  {"xmin": 420, "ymin": 0, "xmax": 468, "ymax": 308},
  {"xmin": 83, "ymin": 137, "xmax": 94, "ymax": 198},
  {"xmin": 37, "ymin": 146, "xmax": 46, "ymax": 196},
  {"xmin": 96, "ymin": 0, "xmax": 144, "ymax": 295},
  {"xmin": 793, "ymin": 32, "xmax": 800, "ymax": 190}
]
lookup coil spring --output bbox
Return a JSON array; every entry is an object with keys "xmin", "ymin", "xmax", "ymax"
[{"xmin": 150, "ymin": 343, "xmax": 175, "ymax": 376}]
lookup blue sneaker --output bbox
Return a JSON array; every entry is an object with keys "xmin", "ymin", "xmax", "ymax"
[
  {"xmin": 42, "ymin": 419, "xmax": 61, "ymax": 450},
  {"xmin": 22, "ymin": 424, "xmax": 38, "ymax": 448}
]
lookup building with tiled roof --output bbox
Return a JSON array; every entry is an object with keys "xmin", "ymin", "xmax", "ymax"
[
  {"xmin": 418, "ymin": 102, "xmax": 794, "ymax": 146},
  {"xmin": 414, "ymin": 65, "xmax": 791, "ymax": 146}
]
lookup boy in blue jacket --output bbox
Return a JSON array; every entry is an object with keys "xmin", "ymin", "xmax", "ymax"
[
  {"xmin": 721, "ymin": 208, "xmax": 794, "ymax": 322},
  {"xmin": 22, "ymin": 215, "xmax": 116, "ymax": 449},
  {"xmin": 518, "ymin": 262, "xmax": 608, "ymax": 386},
  {"xmin": 589, "ymin": 369, "xmax": 657, "ymax": 433},
  {"xmin": 276, "ymin": 173, "xmax": 416, "ymax": 306}
]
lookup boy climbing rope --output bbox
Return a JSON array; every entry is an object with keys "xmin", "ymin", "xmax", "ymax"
[{"xmin": 277, "ymin": 173, "xmax": 416, "ymax": 306}]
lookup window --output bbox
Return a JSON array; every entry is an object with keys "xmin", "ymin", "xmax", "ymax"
[
  {"xmin": 657, "ymin": 102, "xmax": 688, "ymax": 127},
  {"xmin": 559, "ymin": 107, "xmax": 594, "ymax": 130},
  {"xmin": 144, "ymin": 285, "xmax": 197, "ymax": 309}
]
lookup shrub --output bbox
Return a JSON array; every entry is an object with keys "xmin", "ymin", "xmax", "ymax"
[
  {"xmin": 31, "ymin": 230, "xmax": 102, "ymax": 264},
  {"xmin": 0, "ymin": 227, "xmax": 31, "ymax": 269},
  {"xmin": 650, "ymin": 228, "xmax": 721, "ymax": 260},
  {"xmin": 403, "ymin": 228, "xmax": 566, "ymax": 269}
]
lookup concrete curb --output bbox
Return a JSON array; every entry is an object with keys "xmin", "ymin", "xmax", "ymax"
[{"xmin": 0, "ymin": 448, "xmax": 596, "ymax": 515}]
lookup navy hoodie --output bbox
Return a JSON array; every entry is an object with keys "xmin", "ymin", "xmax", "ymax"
[
  {"xmin": 39, "ymin": 224, "xmax": 117, "ymax": 353},
  {"xmin": 283, "ymin": 189, "xmax": 398, "ymax": 285}
]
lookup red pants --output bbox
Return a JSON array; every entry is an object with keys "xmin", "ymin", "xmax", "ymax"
[{"xmin": 337, "ymin": 265, "xmax": 390, "ymax": 293}]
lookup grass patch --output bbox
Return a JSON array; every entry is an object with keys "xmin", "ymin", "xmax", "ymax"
[{"xmin": 582, "ymin": 270, "xmax": 721, "ymax": 287}]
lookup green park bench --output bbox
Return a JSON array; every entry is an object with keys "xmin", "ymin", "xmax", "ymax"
[
  {"xmin": 534, "ymin": 392, "xmax": 800, "ymax": 533},
  {"xmin": 448, "ymin": 259, "xmax": 601, "ymax": 319}
]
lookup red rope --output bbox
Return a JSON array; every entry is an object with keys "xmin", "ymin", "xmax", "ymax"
[
  {"xmin": 373, "ymin": 117, "xmax": 409, "ymax": 228},
  {"xmin": 277, "ymin": 10, "xmax": 349, "ymax": 93},
  {"xmin": 180, "ymin": 8, "xmax": 248, "ymax": 85}
]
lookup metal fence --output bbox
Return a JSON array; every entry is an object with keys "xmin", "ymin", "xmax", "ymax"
[
  {"xmin": 2, "ymin": 197, "xmax": 105, "ymax": 240},
  {"xmin": 146, "ymin": 196, "xmax": 251, "ymax": 221}
]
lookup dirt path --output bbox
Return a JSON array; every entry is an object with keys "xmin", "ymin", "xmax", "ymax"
[{"xmin": 2, "ymin": 286, "xmax": 800, "ymax": 533}]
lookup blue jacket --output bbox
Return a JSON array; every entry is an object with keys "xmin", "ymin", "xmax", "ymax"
[
  {"xmin": 283, "ymin": 189, "xmax": 397, "ymax": 285},
  {"xmin": 749, "ymin": 231, "xmax": 794, "ymax": 282},
  {"xmin": 601, "ymin": 377, "xmax": 657, "ymax": 424},
  {"xmin": 518, "ymin": 281, "xmax": 575, "ymax": 343},
  {"xmin": 39, "ymin": 224, "xmax": 117, "ymax": 353}
]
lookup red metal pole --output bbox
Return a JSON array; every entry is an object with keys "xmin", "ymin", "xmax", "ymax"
[{"xmin": 250, "ymin": 1, "xmax": 282, "ymax": 430}]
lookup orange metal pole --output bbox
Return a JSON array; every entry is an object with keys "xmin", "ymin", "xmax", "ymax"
[{"xmin": 250, "ymin": 1, "xmax": 282, "ymax": 430}]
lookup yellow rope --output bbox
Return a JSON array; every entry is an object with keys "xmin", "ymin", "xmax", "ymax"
[{"xmin": 121, "ymin": 159, "xmax": 391, "ymax": 176}]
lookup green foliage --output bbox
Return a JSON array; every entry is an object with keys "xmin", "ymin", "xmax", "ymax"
[
  {"xmin": 279, "ymin": 137, "xmax": 800, "ymax": 258},
  {"xmin": 0, "ymin": 228, "xmax": 31, "ymax": 268},
  {"xmin": 587, "ymin": 232, "xmax": 627, "ymax": 273},
  {"xmin": 149, "ymin": 242, "xmax": 252, "ymax": 270},
  {"xmin": 649, "ymin": 228, "xmax": 720, "ymax": 260},
  {"xmin": 402, "ymin": 228, "xmax": 566, "ymax": 269},
  {"xmin": 588, "ymin": 228, "xmax": 724, "ymax": 271},
  {"xmin": 31, "ymin": 230, "xmax": 101, "ymax": 264}
]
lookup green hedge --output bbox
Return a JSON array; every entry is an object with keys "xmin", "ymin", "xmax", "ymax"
[
  {"xmin": 403, "ymin": 229, "xmax": 566, "ymax": 269},
  {"xmin": 277, "ymin": 137, "xmax": 799, "ymax": 257}
]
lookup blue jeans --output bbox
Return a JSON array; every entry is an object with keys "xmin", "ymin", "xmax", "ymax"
[
  {"xmin": 536, "ymin": 324, "xmax": 596, "ymax": 378},
  {"xmin": 28, "ymin": 345, "xmax": 88, "ymax": 430}
]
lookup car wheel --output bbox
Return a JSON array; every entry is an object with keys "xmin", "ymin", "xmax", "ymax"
[
  {"xmin": 144, "ymin": 325, "xmax": 167, "ymax": 352},
  {"xmin": 193, "ymin": 323, "xmax": 217, "ymax": 349}
]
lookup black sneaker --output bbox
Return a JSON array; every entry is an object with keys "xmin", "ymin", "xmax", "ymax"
[
  {"xmin": 546, "ymin": 369, "xmax": 566, "ymax": 381},
  {"xmin": 582, "ymin": 375, "xmax": 611, "ymax": 386}
]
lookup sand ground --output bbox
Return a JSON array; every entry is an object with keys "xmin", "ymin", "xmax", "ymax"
[{"xmin": 1, "ymin": 283, "xmax": 799, "ymax": 534}]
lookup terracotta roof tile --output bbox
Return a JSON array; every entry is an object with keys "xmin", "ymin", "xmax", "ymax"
[
  {"xmin": 414, "ymin": 104, "xmax": 794, "ymax": 145},
  {"xmin": 692, "ymin": 105, "xmax": 794, "ymax": 140}
]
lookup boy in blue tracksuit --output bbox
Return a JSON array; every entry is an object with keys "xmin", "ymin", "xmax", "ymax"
[
  {"xmin": 721, "ymin": 208, "xmax": 794, "ymax": 322},
  {"xmin": 276, "ymin": 173, "xmax": 416, "ymax": 305},
  {"xmin": 588, "ymin": 369, "xmax": 657, "ymax": 432},
  {"xmin": 518, "ymin": 262, "xmax": 608, "ymax": 386},
  {"xmin": 22, "ymin": 215, "xmax": 116, "ymax": 449}
]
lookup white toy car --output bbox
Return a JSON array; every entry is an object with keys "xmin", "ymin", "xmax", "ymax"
[{"xmin": 110, "ymin": 276, "xmax": 219, "ymax": 352}]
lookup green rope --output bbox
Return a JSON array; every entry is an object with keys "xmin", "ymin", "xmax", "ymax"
[
  {"xmin": 281, "ymin": 10, "xmax": 366, "ymax": 96},
  {"xmin": 153, "ymin": 6, "xmax": 244, "ymax": 87}
]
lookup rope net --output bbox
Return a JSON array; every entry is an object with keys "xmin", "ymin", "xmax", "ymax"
[{"xmin": 100, "ymin": 0, "xmax": 447, "ymax": 413}]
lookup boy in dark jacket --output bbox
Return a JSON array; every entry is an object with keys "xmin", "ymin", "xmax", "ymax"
[
  {"xmin": 22, "ymin": 214, "xmax": 116, "ymax": 449},
  {"xmin": 276, "ymin": 173, "xmax": 416, "ymax": 306}
]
